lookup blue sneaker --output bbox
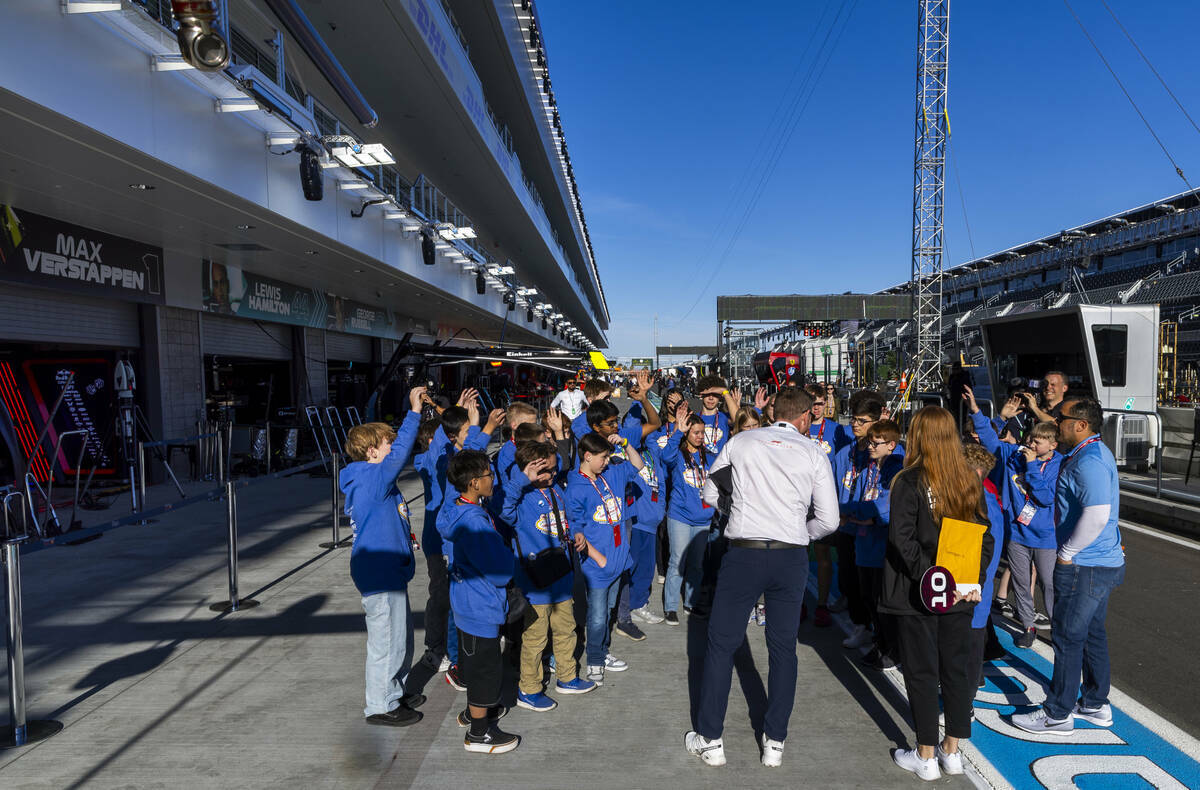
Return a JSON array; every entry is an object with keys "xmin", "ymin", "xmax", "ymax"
[
  {"xmin": 555, "ymin": 677, "xmax": 597, "ymax": 695},
  {"xmin": 516, "ymin": 691, "xmax": 558, "ymax": 712}
]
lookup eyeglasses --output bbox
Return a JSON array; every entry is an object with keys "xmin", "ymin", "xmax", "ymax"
[
  {"xmin": 476, "ymin": 470, "xmax": 494, "ymax": 479},
  {"xmin": 850, "ymin": 416, "xmax": 874, "ymax": 426},
  {"xmin": 868, "ymin": 439, "xmax": 891, "ymax": 448},
  {"xmin": 811, "ymin": 401, "xmax": 826, "ymax": 407},
  {"xmin": 701, "ymin": 392, "xmax": 721, "ymax": 399},
  {"xmin": 1054, "ymin": 413, "xmax": 1083, "ymax": 425}
]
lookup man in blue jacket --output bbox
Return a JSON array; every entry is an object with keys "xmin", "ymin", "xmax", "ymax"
[
  {"xmin": 444, "ymin": 450, "xmax": 520, "ymax": 754},
  {"xmin": 342, "ymin": 385, "xmax": 426, "ymax": 727}
]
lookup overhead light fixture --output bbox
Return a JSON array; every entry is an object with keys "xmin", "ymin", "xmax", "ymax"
[
  {"xmin": 216, "ymin": 98, "xmax": 258, "ymax": 113},
  {"xmin": 476, "ymin": 270, "xmax": 487, "ymax": 295},
  {"xmin": 151, "ymin": 54, "xmax": 193, "ymax": 71},
  {"xmin": 304, "ymin": 250, "xmax": 319, "ymax": 256},
  {"xmin": 63, "ymin": 1, "xmax": 123, "ymax": 11},
  {"xmin": 518, "ymin": 287, "xmax": 538, "ymax": 296},
  {"xmin": 338, "ymin": 181, "xmax": 370, "ymax": 191},
  {"xmin": 236, "ymin": 224, "xmax": 255, "ymax": 230},
  {"xmin": 384, "ymin": 210, "xmax": 407, "ymax": 220},
  {"xmin": 328, "ymin": 141, "xmax": 395, "ymax": 168},
  {"xmin": 128, "ymin": 183, "xmax": 156, "ymax": 191}
]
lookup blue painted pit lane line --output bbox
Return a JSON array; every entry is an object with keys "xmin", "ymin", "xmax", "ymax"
[{"xmin": 806, "ymin": 568, "xmax": 1200, "ymax": 789}]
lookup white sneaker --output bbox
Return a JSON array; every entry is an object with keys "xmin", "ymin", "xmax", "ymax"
[
  {"xmin": 892, "ymin": 748, "xmax": 940, "ymax": 781},
  {"xmin": 437, "ymin": 655, "xmax": 452, "ymax": 673},
  {"xmin": 586, "ymin": 665, "xmax": 604, "ymax": 685},
  {"xmin": 841, "ymin": 624, "xmax": 873, "ymax": 649},
  {"xmin": 684, "ymin": 731, "xmax": 726, "ymax": 766},
  {"xmin": 760, "ymin": 733, "xmax": 784, "ymax": 768},
  {"xmin": 1073, "ymin": 703, "xmax": 1114, "ymax": 727},
  {"xmin": 604, "ymin": 654, "xmax": 628, "ymax": 672},
  {"xmin": 631, "ymin": 606, "xmax": 665, "ymax": 625},
  {"xmin": 1012, "ymin": 709, "xmax": 1074, "ymax": 736},
  {"xmin": 656, "ymin": 573, "xmax": 666, "ymax": 584},
  {"xmin": 936, "ymin": 744, "xmax": 963, "ymax": 775}
]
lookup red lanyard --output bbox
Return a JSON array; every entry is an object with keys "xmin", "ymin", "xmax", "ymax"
[
  {"xmin": 456, "ymin": 496, "xmax": 498, "ymax": 532},
  {"xmin": 581, "ymin": 472, "xmax": 622, "ymax": 546},
  {"xmin": 812, "ymin": 419, "xmax": 826, "ymax": 442}
]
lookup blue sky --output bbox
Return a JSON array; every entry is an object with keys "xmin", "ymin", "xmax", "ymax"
[{"xmin": 536, "ymin": 0, "xmax": 1200, "ymax": 359}]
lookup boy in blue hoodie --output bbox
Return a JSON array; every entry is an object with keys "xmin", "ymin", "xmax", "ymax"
[
  {"xmin": 966, "ymin": 386, "xmax": 1060, "ymax": 649},
  {"xmin": 503, "ymin": 440, "xmax": 599, "ymax": 711},
  {"xmin": 841, "ymin": 419, "xmax": 904, "ymax": 670},
  {"xmin": 444, "ymin": 450, "xmax": 520, "ymax": 754},
  {"xmin": 342, "ymin": 385, "xmax": 425, "ymax": 727},
  {"xmin": 566, "ymin": 431, "xmax": 646, "ymax": 685}
]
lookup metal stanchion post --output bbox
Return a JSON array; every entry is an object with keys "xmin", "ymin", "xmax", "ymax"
[
  {"xmin": 320, "ymin": 451, "xmax": 350, "ymax": 549},
  {"xmin": 1, "ymin": 493, "xmax": 62, "ymax": 749},
  {"xmin": 215, "ymin": 430, "xmax": 225, "ymax": 488},
  {"xmin": 209, "ymin": 481, "xmax": 259, "ymax": 613}
]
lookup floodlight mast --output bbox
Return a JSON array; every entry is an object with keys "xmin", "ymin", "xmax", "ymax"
[{"xmin": 910, "ymin": 0, "xmax": 950, "ymax": 395}]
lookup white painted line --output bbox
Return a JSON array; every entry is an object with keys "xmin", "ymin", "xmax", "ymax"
[{"xmin": 1118, "ymin": 519, "xmax": 1200, "ymax": 551}]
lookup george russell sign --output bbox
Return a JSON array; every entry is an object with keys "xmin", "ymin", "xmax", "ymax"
[{"xmin": 0, "ymin": 205, "xmax": 164, "ymax": 303}]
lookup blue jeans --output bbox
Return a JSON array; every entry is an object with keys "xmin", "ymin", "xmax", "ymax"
[
  {"xmin": 627, "ymin": 529, "xmax": 658, "ymax": 612},
  {"xmin": 1044, "ymin": 562, "xmax": 1125, "ymax": 720},
  {"xmin": 361, "ymin": 589, "xmax": 413, "ymax": 717},
  {"xmin": 697, "ymin": 546, "xmax": 809, "ymax": 742},
  {"xmin": 665, "ymin": 517, "xmax": 711, "ymax": 613},
  {"xmin": 585, "ymin": 578, "xmax": 623, "ymax": 667}
]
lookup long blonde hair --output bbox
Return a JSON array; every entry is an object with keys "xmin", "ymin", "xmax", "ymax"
[{"xmin": 901, "ymin": 406, "xmax": 981, "ymax": 522}]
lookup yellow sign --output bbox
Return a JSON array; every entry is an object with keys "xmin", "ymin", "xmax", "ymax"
[{"xmin": 588, "ymin": 351, "xmax": 611, "ymax": 370}]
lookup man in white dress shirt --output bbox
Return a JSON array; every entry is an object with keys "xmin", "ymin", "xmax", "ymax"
[
  {"xmin": 549, "ymin": 379, "xmax": 587, "ymax": 420},
  {"xmin": 685, "ymin": 386, "xmax": 839, "ymax": 768}
]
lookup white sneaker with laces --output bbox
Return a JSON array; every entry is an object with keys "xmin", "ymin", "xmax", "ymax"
[
  {"xmin": 1073, "ymin": 703, "xmax": 1114, "ymax": 727},
  {"xmin": 841, "ymin": 624, "xmax": 873, "ymax": 649},
  {"xmin": 684, "ymin": 731, "xmax": 726, "ymax": 766},
  {"xmin": 586, "ymin": 665, "xmax": 604, "ymax": 685},
  {"xmin": 936, "ymin": 744, "xmax": 963, "ymax": 775},
  {"xmin": 437, "ymin": 655, "xmax": 452, "ymax": 673},
  {"xmin": 604, "ymin": 654, "xmax": 628, "ymax": 672},
  {"xmin": 892, "ymin": 748, "xmax": 940, "ymax": 781},
  {"xmin": 631, "ymin": 606, "xmax": 665, "ymax": 625},
  {"xmin": 1012, "ymin": 709, "xmax": 1074, "ymax": 736},
  {"xmin": 760, "ymin": 733, "xmax": 784, "ymax": 768}
]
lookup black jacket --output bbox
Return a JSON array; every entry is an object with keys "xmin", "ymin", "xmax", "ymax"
[{"xmin": 880, "ymin": 468, "xmax": 994, "ymax": 617}]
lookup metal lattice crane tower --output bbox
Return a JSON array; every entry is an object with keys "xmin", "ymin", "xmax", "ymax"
[{"xmin": 910, "ymin": 0, "xmax": 949, "ymax": 395}]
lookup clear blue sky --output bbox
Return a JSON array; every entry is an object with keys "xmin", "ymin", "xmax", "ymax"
[{"xmin": 536, "ymin": 0, "xmax": 1200, "ymax": 359}]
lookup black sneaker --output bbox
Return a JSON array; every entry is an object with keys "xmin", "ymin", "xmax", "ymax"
[
  {"xmin": 464, "ymin": 725, "xmax": 520, "ymax": 754},
  {"xmin": 664, "ymin": 611, "xmax": 680, "ymax": 626},
  {"xmin": 401, "ymin": 693, "xmax": 426, "ymax": 710},
  {"xmin": 861, "ymin": 647, "xmax": 897, "ymax": 671},
  {"xmin": 366, "ymin": 706, "xmax": 422, "ymax": 727},
  {"xmin": 445, "ymin": 664, "xmax": 467, "ymax": 691},
  {"xmin": 1015, "ymin": 628, "xmax": 1036, "ymax": 649},
  {"xmin": 615, "ymin": 620, "xmax": 646, "ymax": 641}
]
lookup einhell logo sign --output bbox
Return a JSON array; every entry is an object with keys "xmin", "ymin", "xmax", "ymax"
[{"xmin": 0, "ymin": 205, "xmax": 164, "ymax": 303}]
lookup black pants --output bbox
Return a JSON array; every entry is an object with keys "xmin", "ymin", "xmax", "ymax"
[
  {"xmin": 457, "ymin": 629, "xmax": 503, "ymax": 709},
  {"xmin": 423, "ymin": 552, "xmax": 450, "ymax": 656},
  {"xmin": 697, "ymin": 546, "xmax": 808, "ymax": 742},
  {"xmin": 896, "ymin": 610, "xmax": 975, "ymax": 745},
  {"xmin": 857, "ymin": 566, "xmax": 897, "ymax": 659},
  {"xmin": 831, "ymin": 531, "xmax": 870, "ymax": 626}
]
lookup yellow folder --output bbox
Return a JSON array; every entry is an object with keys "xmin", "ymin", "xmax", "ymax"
[{"xmin": 935, "ymin": 517, "xmax": 987, "ymax": 593}]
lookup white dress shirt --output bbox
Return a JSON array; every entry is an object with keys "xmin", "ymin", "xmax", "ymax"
[
  {"xmin": 702, "ymin": 421, "xmax": 839, "ymax": 545},
  {"xmin": 550, "ymin": 389, "xmax": 588, "ymax": 419}
]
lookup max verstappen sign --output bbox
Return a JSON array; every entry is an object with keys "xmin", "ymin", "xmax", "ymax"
[{"xmin": 0, "ymin": 205, "xmax": 164, "ymax": 303}]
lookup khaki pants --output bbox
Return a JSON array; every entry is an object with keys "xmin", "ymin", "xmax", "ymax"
[{"xmin": 520, "ymin": 599, "xmax": 578, "ymax": 693}]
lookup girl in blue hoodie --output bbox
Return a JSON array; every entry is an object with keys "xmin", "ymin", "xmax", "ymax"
[
  {"xmin": 659, "ymin": 404, "xmax": 717, "ymax": 623},
  {"xmin": 341, "ymin": 385, "xmax": 425, "ymax": 728},
  {"xmin": 566, "ymin": 431, "xmax": 646, "ymax": 685},
  {"xmin": 444, "ymin": 450, "xmax": 520, "ymax": 754}
]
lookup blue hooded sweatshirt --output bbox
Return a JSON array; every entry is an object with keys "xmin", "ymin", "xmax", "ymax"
[
  {"xmin": 566, "ymin": 461, "xmax": 640, "ymax": 588},
  {"xmin": 972, "ymin": 411, "xmax": 1059, "ymax": 549},
  {"xmin": 501, "ymin": 467, "xmax": 574, "ymax": 606},
  {"xmin": 487, "ymin": 438, "xmax": 521, "ymax": 526},
  {"xmin": 698, "ymin": 411, "xmax": 730, "ymax": 454},
  {"xmin": 429, "ymin": 426, "xmax": 493, "ymax": 564},
  {"xmin": 809, "ymin": 417, "xmax": 852, "ymax": 464},
  {"xmin": 445, "ymin": 498, "xmax": 514, "ymax": 638},
  {"xmin": 413, "ymin": 426, "xmax": 451, "ymax": 555},
  {"xmin": 659, "ymin": 429, "xmax": 716, "ymax": 527},
  {"xmin": 833, "ymin": 440, "xmax": 906, "ymax": 535},
  {"xmin": 844, "ymin": 451, "xmax": 905, "ymax": 568},
  {"xmin": 577, "ymin": 416, "xmax": 661, "ymax": 534},
  {"xmin": 343, "ymin": 410, "xmax": 421, "ymax": 596},
  {"xmin": 571, "ymin": 411, "xmax": 590, "ymax": 439},
  {"xmin": 974, "ymin": 479, "xmax": 1006, "ymax": 629}
]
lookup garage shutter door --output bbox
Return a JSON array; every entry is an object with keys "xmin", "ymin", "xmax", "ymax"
[
  {"xmin": 325, "ymin": 331, "xmax": 372, "ymax": 362},
  {"xmin": 0, "ymin": 284, "xmax": 139, "ymax": 347},
  {"xmin": 201, "ymin": 314, "xmax": 292, "ymax": 360}
]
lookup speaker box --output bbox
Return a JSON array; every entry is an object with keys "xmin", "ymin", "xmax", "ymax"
[
  {"xmin": 421, "ymin": 230, "xmax": 436, "ymax": 266},
  {"xmin": 299, "ymin": 148, "xmax": 323, "ymax": 201}
]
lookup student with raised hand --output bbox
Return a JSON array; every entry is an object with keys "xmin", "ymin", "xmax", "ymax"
[
  {"xmin": 962, "ymin": 442, "xmax": 1007, "ymax": 691},
  {"xmin": 841, "ymin": 418, "xmax": 904, "ymax": 670},
  {"xmin": 570, "ymin": 378, "xmax": 613, "ymax": 438},
  {"xmin": 660, "ymin": 402, "xmax": 718, "ymax": 624},
  {"xmin": 694, "ymin": 374, "xmax": 738, "ymax": 454},
  {"xmin": 616, "ymin": 394, "xmax": 669, "ymax": 636},
  {"xmin": 566, "ymin": 431, "xmax": 646, "ymax": 685},
  {"xmin": 966, "ymin": 385, "xmax": 1060, "ymax": 649},
  {"xmin": 503, "ymin": 441, "xmax": 598, "ymax": 711},
  {"xmin": 342, "ymin": 385, "xmax": 427, "ymax": 728},
  {"xmin": 443, "ymin": 450, "xmax": 520, "ymax": 754},
  {"xmin": 488, "ymin": 401, "xmax": 540, "ymax": 529}
]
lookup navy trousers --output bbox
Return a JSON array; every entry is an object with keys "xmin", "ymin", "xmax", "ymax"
[{"xmin": 696, "ymin": 545, "xmax": 809, "ymax": 742}]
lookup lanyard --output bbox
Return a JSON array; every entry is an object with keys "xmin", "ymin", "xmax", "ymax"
[
  {"xmin": 543, "ymin": 485, "xmax": 568, "ymax": 543},
  {"xmin": 1054, "ymin": 435, "xmax": 1100, "ymax": 520},
  {"xmin": 811, "ymin": 419, "xmax": 826, "ymax": 443},
  {"xmin": 864, "ymin": 460, "xmax": 879, "ymax": 494},
  {"xmin": 683, "ymin": 447, "xmax": 708, "ymax": 486},
  {"xmin": 581, "ymin": 472, "xmax": 622, "ymax": 546},
  {"xmin": 456, "ymin": 496, "xmax": 498, "ymax": 532}
]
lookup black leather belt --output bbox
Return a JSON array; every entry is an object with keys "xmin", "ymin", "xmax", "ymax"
[{"xmin": 729, "ymin": 539, "xmax": 803, "ymax": 550}]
